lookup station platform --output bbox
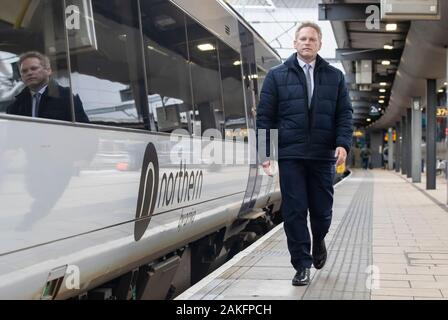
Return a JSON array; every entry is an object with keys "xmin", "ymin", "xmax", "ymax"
[{"xmin": 176, "ymin": 169, "xmax": 448, "ymax": 300}]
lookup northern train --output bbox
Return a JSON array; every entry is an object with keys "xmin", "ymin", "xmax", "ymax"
[{"xmin": 0, "ymin": 0, "xmax": 284, "ymax": 299}]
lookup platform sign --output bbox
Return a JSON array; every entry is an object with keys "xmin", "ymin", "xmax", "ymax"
[
  {"xmin": 65, "ymin": 0, "xmax": 98, "ymax": 53},
  {"xmin": 381, "ymin": 0, "xmax": 440, "ymax": 21},
  {"xmin": 436, "ymin": 107, "xmax": 448, "ymax": 117},
  {"xmin": 369, "ymin": 105, "xmax": 380, "ymax": 117},
  {"xmin": 353, "ymin": 130, "xmax": 364, "ymax": 137}
]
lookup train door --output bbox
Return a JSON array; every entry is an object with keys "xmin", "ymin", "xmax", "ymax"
[{"xmin": 237, "ymin": 22, "xmax": 262, "ymax": 216}]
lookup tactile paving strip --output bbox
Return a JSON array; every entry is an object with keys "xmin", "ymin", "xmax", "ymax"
[{"xmin": 302, "ymin": 171, "xmax": 374, "ymax": 300}]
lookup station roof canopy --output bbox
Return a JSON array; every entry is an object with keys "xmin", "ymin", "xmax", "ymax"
[
  {"xmin": 318, "ymin": 0, "xmax": 412, "ymax": 128},
  {"xmin": 319, "ymin": 0, "xmax": 448, "ymax": 129}
]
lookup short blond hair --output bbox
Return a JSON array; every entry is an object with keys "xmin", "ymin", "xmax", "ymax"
[
  {"xmin": 19, "ymin": 51, "xmax": 51, "ymax": 70},
  {"xmin": 295, "ymin": 22, "xmax": 322, "ymax": 41}
]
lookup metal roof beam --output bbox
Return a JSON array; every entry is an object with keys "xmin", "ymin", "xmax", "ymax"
[
  {"xmin": 374, "ymin": 74, "xmax": 395, "ymax": 83},
  {"xmin": 353, "ymin": 115, "xmax": 372, "ymax": 120},
  {"xmin": 349, "ymin": 91, "xmax": 380, "ymax": 99},
  {"xmin": 336, "ymin": 49, "xmax": 403, "ymax": 61},
  {"xmin": 352, "ymin": 101, "xmax": 374, "ymax": 108},
  {"xmin": 346, "ymin": 74, "xmax": 395, "ymax": 84},
  {"xmin": 318, "ymin": 3, "xmax": 378, "ymax": 21}
]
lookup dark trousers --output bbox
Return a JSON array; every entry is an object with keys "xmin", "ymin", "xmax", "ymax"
[
  {"xmin": 362, "ymin": 158, "xmax": 369, "ymax": 169},
  {"xmin": 279, "ymin": 159, "xmax": 335, "ymax": 269}
]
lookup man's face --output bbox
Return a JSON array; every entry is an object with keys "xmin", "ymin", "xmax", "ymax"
[
  {"xmin": 294, "ymin": 27, "xmax": 322, "ymax": 62},
  {"xmin": 20, "ymin": 57, "xmax": 51, "ymax": 91}
]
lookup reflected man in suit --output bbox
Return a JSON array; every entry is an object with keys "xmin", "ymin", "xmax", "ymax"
[
  {"xmin": 7, "ymin": 51, "xmax": 88, "ymax": 123},
  {"xmin": 5, "ymin": 52, "xmax": 89, "ymax": 231}
]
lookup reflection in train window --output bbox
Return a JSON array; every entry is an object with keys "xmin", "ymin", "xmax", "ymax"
[
  {"xmin": 218, "ymin": 41, "xmax": 246, "ymax": 132},
  {"xmin": 67, "ymin": 0, "xmax": 148, "ymax": 129},
  {"xmin": 257, "ymin": 67, "xmax": 267, "ymax": 97},
  {"xmin": 0, "ymin": 0, "xmax": 74, "ymax": 121},
  {"xmin": 186, "ymin": 17, "xmax": 225, "ymax": 136},
  {"xmin": 140, "ymin": 0, "xmax": 193, "ymax": 134},
  {"xmin": 150, "ymin": 94, "xmax": 190, "ymax": 133}
]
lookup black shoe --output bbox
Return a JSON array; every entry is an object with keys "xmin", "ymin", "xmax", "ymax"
[
  {"xmin": 312, "ymin": 239, "xmax": 327, "ymax": 270},
  {"xmin": 292, "ymin": 267, "xmax": 310, "ymax": 286}
]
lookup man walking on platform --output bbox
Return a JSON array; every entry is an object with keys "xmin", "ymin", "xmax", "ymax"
[{"xmin": 256, "ymin": 22, "xmax": 353, "ymax": 286}]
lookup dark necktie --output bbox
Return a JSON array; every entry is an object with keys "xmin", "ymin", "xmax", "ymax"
[
  {"xmin": 32, "ymin": 92, "xmax": 41, "ymax": 117},
  {"xmin": 305, "ymin": 64, "xmax": 312, "ymax": 109}
]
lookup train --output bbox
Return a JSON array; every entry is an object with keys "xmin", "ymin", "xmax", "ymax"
[{"xmin": 0, "ymin": 0, "xmax": 284, "ymax": 299}]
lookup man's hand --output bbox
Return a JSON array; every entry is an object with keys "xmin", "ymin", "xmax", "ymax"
[
  {"xmin": 335, "ymin": 147, "xmax": 347, "ymax": 167},
  {"xmin": 262, "ymin": 160, "xmax": 277, "ymax": 177}
]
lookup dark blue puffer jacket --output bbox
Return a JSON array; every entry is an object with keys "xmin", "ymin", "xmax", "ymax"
[{"xmin": 256, "ymin": 53, "xmax": 353, "ymax": 162}]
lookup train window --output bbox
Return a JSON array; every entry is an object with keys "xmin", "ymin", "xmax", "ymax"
[
  {"xmin": 186, "ymin": 17, "xmax": 225, "ymax": 137},
  {"xmin": 218, "ymin": 41, "xmax": 246, "ymax": 132},
  {"xmin": 140, "ymin": 0, "xmax": 193, "ymax": 134},
  {"xmin": 67, "ymin": 0, "xmax": 148, "ymax": 129},
  {"xmin": 0, "ymin": 0, "xmax": 75, "ymax": 122}
]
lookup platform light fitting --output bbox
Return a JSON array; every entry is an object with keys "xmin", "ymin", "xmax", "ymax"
[
  {"xmin": 379, "ymin": 100, "xmax": 385, "ymax": 104},
  {"xmin": 367, "ymin": 118, "xmax": 372, "ymax": 122},
  {"xmin": 233, "ymin": 60, "xmax": 241, "ymax": 66},
  {"xmin": 384, "ymin": 44, "xmax": 394, "ymax": 50},
  {"xmin": 380, "ymin": 96, "xmax": 386, "ymax": 99},
  {"xmin": 379, "ymin": 89, "xmax": 386, "ymax": 93},
  {"xmin": 198, "ymin": 43, "xmax": 215, "ymax": 51},
  {"xmin": 386, "ymin": 24, "xmax": 397, "ymax": 31},
  {"xmin": 382, "ymin": 60, "xmax": 391, "ymax": 66},
  {"xmin": 439, "ymin": 89, "xmax": 445, "ymax": 93},
  {"xmin": 380, "ymin": 82, "xmax": 388, "ymax": 86}
]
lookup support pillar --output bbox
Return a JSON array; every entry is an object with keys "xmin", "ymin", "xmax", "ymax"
[
  {"xmin": 388, "ymin": 127, "xmax": 394, "ymax": 170},
  {"xmin": 401, "ymin": 116, "xmax": 407, "ymax": 175},
  {"xmin": 395, "ymin": 121, "xmax": 401, "ymax": 172},
  {"xmin": 426, "ymin": 79, "xmax": 437, "ymax": 190},
  {"xmin": 411, "ymin": 98, "xmax": 422, "ymax": 183},
  {"xmin": 407, "ymin": 109, "xmax": 412, "ymax": 178},
  {"xmin": 370, "ymin": 131, "xmax": 383, "ymax": 168}
]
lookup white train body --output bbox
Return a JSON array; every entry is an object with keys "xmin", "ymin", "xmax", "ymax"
[{"xmin": 0, "ymin": 119, "xmax": 280, "ymax": 299}]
